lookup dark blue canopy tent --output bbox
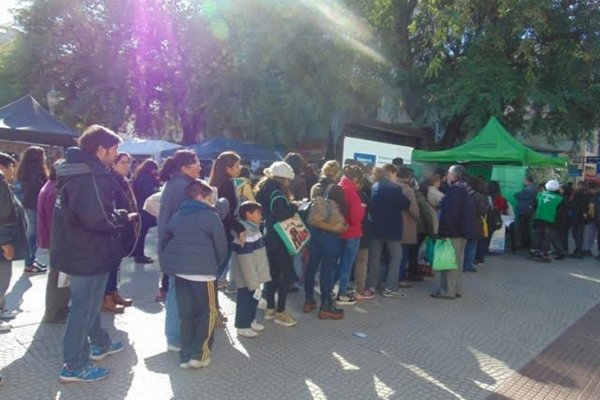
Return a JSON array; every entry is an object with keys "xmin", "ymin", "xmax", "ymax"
[{"xmin": 189, "ymin": 138, "xmax": 281, "ymax": 162}]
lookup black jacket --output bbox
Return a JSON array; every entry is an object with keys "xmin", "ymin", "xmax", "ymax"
[
  {"xmin": 50, "ymin": 148, "xmax": 128, "ymax": 276},
  {"xmin": 0, "ymin": 172, "xmax": 28, "ymax": 262},
  {"xmin": 438, "ymin": 180, "xmax": 478, "ymax": 239},
  {"xmin": 371, "ymin": 177, "xmax": 409, "ymax": 240},
  {"xmin": 133, "ymin": 171, "xmax": 159, "ymax": 227},
  {"xmin": 514, "ymin": 184, "xmax": 537, "ymax": 216},
  {"xmin": 20, "ymin": 170, "xmax": 47, "ymax": 210}
]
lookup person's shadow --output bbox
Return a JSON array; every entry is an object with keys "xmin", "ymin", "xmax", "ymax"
[
  {"xmin": 4, "ymin": 274, "xmax": 32, "ymax": 313},
  {"xmin": 1, "ymin": 321, "xmax": 135, "ymax": 400}
]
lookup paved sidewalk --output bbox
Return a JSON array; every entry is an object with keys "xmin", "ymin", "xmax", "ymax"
[{"xmin": 1, "ymin": 233, "xmax": 599, "ymax": 399}]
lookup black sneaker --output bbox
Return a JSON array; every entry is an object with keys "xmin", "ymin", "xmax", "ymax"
[{"xmin": 134, "ymin": 256, "xmax": 154, "ymax": 264}]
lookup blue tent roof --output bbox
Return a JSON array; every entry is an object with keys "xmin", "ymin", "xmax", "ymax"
[
  {"xmin": 119, "ymin": 138, "xmax": 182, "ymax": 161},
  {"xmin": 190, "ymin": 138, "xmax": 281, "ymax": 162}
]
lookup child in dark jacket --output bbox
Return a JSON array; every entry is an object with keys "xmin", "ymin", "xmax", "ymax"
[
  {"xmin": 161, "ymin": 180, "xmax": 228, "ymax": 369},
  {"xmin": 232, "ymin": 201, "xmax": 271, "ymax": 338}
]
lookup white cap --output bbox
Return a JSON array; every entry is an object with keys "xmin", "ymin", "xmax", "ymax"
[
  {"xmin": 264, "ymin": 161, "xmax": 295, "ymax": 180},
  {"xmin": 545, "ymin": 179, "xmax": 560, "ymax": 192}
]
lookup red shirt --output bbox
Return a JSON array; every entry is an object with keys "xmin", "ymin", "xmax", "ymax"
[{"xmin": 338, "ymin": 176, "xmax": 366, "ymax": 239}]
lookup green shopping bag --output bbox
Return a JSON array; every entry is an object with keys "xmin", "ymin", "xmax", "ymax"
[{"xmin": 432, "ymin": 239, "xmax": 457, "ymax": 271}]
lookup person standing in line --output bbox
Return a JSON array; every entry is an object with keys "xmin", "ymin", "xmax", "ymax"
[
  {"xmin": 529, "ymin": 180, "xmax": 565, "ymax": 262},
  {"xmin": 569, "ymin": 181, "xmax": 591, "ymax": 259},
  {"xmin": 367, "ymin": 164, "xmax": 410, "ymax": 298},
  {"xmin": 354, "ymin": 168, "xmax": 375, "ymax": 300},
  {"xmin": 431, "ymin": 165, "xmax": 476, "ymax": 300},
  {"xmin": 15, "ymin": 146, "xmax": 48, "ymax": 274},
  {"xmin": 161, "ymin": 180, "xmax": 227, "ymax": 369},
  {"xmin": 52, "ymin": 125, "xmax": 129, "ymax": 383},
  {"xmin": 100, "ymin": 153, "xmax": 138, "ymax": 313},
  {"xmin": 397, "ymin": 167, "xmax": 420, "ymax": 288},
  {"xmin": 157, "ymin": 150, "xmax": 202, "ymax": 352},
  {"xmin": 0, "ymin": 152, "xmax": 28, "ymax": 331},
  {"xmin": 464, "ymin": 177, "xmax": 490, "ymax": 273},
  {"xmin": 255, "ymin": 161, "xmax": 299, "ymax": 327},
  {"xmin": 514, "ymin": 176, "xmax": 537, "ymax": 250},
  {"xmin": 410, "ymin": 181, "xmax": 438, "ymax": 281},
  {"xmin": 132, "ymin": 159, "xmax": 160, "ymax": 264},
  {"xmin": 334, "ymin": 164, "xmax": 366, "ymax": 306},
  {"xmin": 303, "ymin": 160, "xmax": 346, "ymax": 319},
  {"xmin": 40, "ymin": 160, "xmax": 70, "ymax": 324}
]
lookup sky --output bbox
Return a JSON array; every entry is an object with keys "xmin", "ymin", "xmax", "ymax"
[{"xmin": 0, "ymin": 0, "xmax": 20, "ymax": 26}]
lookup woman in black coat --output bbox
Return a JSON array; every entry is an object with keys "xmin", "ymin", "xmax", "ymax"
[{"xmin": 132, "ymin": 159, "xmax": 160, "ymax": 263}]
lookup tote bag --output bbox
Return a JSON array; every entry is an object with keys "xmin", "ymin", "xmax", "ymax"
[
  {"xmin": 270, "ymin": 192, "xmax": 311, "ymax": 255},
  {"xmin": 432, "ymin": 239, "xmax": 457, "ymax": 271}
]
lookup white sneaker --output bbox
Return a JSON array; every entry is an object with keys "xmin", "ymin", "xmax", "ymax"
[
  {"xmin": 0, "ymin": 310, "xmax": 17, "ymax": 320},
  {"xmin": 0, "ymin": 321, "xmax": 11, "ymax": 332},
  {"xmin": 250, "ymin": 321, "xmax": 265, "ymax": 332},
  {"xmin": 237, "ymin": 328, "xmax": 258, "ymax": 338},
  {"xmin": 188, "ymin": 358, "xmax": 211, "ymax": 368},
  {"xmin": 167, "ymin": 344, "xmax": 181, "ymax": 352},
  {"xmin": 179, "ymin": 362, "xmax": 190, "ymax": 369}
]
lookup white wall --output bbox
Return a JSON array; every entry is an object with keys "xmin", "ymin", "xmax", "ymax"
[{"xmin": 342, "ymin": 136, "xmax": 413, "ymax": 166}]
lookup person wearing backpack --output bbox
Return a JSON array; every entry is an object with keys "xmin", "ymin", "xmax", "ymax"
[
  {"xmin": 514, "ymin": 176, "xmax": 537, "ymax": 250},
  {"xmin": 303, "ymin": 161, "xmax": 347, "ymax": 319}
]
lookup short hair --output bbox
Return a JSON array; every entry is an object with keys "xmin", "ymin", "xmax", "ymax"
[
  {"xmin": 392, "ymin": 157, "xmax": 404, "ymax": 167},
  {"xmin": 239, "ymin": 201, "xmax": 262, "ymax": 220},
  {"xmin": 321, "ymin": 160, "xmax": 341, "ymax": 179},
  {"xmin": 382, "ymin": 164, "xmax": 398, "ymax": 175},
  {"xmin": 78, "ymin": 125, "xmax": 121, "ymax": 154},
  {"xmin": 342, "ymin": 164, "xmax": 363, "ymax": 180},
  {"xmin": 525, "ymin": 175, "xmax": 535, "ymax": 184},
  {"xmin": 448, "ymin": 164, "xmax": 466, "ymax": 180},
  {"xmin": 0, "ymin": 152, "xmax": 16, "ymax": 168},
  {"xmin": 397, "ymin": 166, "xmax": 413, "ymax": 179},
  {"xmin": 187, "ymin": 179, "xmax": 213, "ymax": 199}
]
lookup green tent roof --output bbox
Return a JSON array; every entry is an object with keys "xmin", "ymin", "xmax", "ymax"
[{"xmin": 412, "ymin": 117, "xmax": 568, "ymax": 168}]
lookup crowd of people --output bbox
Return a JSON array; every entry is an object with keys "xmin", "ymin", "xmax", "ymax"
[{"xmin": 0, "ymin": 124, "xmax": 595, "ymax": 385}]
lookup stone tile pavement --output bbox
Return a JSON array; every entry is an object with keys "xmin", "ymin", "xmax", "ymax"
[{"xmin": 1, "ymin": 232, "xmax": 599, "ymax": 399}]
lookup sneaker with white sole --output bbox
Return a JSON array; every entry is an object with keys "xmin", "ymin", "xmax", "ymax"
[
  {"xmin": 264, "ymin": 309, "xmax": 275, "ymax": 320},
  {"xmin": 59, "ymin": 363, "xmax": 109, "ymax": 383},
  {"xmin": 90, "ymin": 341, "xmax": 125, "ymax": 361},
  {"xmin": 179, "ymin": 362, "xmax": 190, "ymax": 369},
  {"xmin": 336, "ymin": 293, "xmax": 357, "ymax": 306},
  {"xmin": 167, "ymin": 344, "xmax": 181, "ymax": 352},
  {"xmin": 257, "ymin": 298, "xmax": 268, "ymax": 310},
  {"xmin": 0, "ymin": 321, "xmax": 12, "ymax": 332},
  {"xmin": 0, "ymin": 310, "xmax": 17, "ymax": 320},
  {"xmin": 188, "ymin": 358, "xmax": 211, "ymax": 368},
  {"xmin": 250, "ymin": 321, "xmax": 265, "ymax": 332},
  {"xmin": 237, "ymin": 328, "xmax": 258, "ymax": 338},
  {"xmin": 381, "ymin": 289, "xmax": 406, "ymax": 298},
  {"xmin": 274, "ymin": 312, "xmax": 297, "ymax": 327}
]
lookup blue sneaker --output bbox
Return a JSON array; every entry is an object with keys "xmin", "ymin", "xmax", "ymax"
[
  {"xmin": 90, "ymin": 341, "xmax": 125, "ymax": 361},
  {"xmin": 59, "ymin": 363, "xmax": 109, "ymax": 383}
]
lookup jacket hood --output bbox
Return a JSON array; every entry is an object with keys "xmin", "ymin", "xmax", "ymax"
[
  {"xmin": 178, "ymin": 199, "xmax": 214, "ymax": 215},
  {"xmin": 57, "ymin": 147, "xmax": 108, "ymax": 180},
  {"xmin": 240, "ymin": 219, "xmax": 261, "ymax": 233}
]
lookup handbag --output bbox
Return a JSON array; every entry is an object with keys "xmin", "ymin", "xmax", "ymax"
[
  {"xmin": 432, "ymin": 239, "xmax": 457, "ymax": 271},
  {"xmin": 270, "ymin": 192, "xmax": 311, "ymax": 255},
  {"xmin": 306, "ymin": 184, "xmax": 348, "ymax": 234}
]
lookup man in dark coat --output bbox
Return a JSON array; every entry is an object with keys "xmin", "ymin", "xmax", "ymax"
[
  {"xmin": 432, "ymin": 164, "xmax": 476, "ymax": 299},
  {"xmin": 52, "ymin": 125, "xmax": 130, "ymax": 383},
  {"xmin": 514, "ymin": 176, "xmax": 537, "ymax": 249}
]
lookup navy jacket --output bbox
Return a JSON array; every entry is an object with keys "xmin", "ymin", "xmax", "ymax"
[
  {"xmin": 370, "ymin": 178, "xmax": 410, "ymax": 240},
  {"xmin": 514, "ymin": 184, "xmax": 537, "ymax": 216},
  {"xmin": 161, "ymin": 200, "xmax": 228, "ymax": 277},
  {"xmin": 438, "ymin": 180, "xmax": 478, "ymax": 239},
  {"xmin": 51, "ymin": 148, "xmax": 127, "ymax": 275}
]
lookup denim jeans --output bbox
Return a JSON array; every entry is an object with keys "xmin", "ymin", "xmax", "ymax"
[
  {"xmin": 217, "ymin": 246, "xmax": 232, "ymax": 281},
  {"xmin": 235, "ymin": 287, "xmax": 258, "ymax": 329},
  {"xmin": 24, "ymin": 208, "xmax": 37, "ymax": 266},
  {"xmin": 334, "ymin": 238, "xmax": 360, "ymax": 295},
  {"xmin": 165, "ymin": 275, "xmax": 181, "ymax": 347},
  {"xmin": 571, "ymin": 223, "xmax": 585, "ymax": 254},
  {"xmin": 399, "ymin": 244, "xmax": 411, "ymax": 281},
  {"xmin": 368, "ymin": 238, "xmax": 403, "ymax": 291},
  {"xmin": 63, "ymin": 272, "xmax": 111, "ymax": 370},
  {"xmin": 305, "ymin": 229, "xmax": 341, "ymax": 303},
  {"xmin": 105, "ymin": 266, "xmax": 119, "ymax": 294},
  {"xmin": 463, "ymin": 239, "xmax": 478, "ymax": 272}
]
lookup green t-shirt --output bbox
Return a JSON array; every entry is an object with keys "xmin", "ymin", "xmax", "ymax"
[{"xmin": 534, "ymin": 191, "xmax": 563, "ymax": 223}]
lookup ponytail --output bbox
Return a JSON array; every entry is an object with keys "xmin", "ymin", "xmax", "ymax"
[{"xmin": 159, "ymin": 150, "xmax": 198, "ymax": 182}]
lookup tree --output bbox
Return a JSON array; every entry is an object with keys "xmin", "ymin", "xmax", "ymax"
[{"xmin": 346, "ymin": 0, "xmax": 600, "ymax": 147}]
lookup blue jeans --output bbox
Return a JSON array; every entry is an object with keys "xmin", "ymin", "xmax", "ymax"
[
  {"xmin": 24, "ymin": 208, "xmax": 37, "ymax": 266},
  {"xmin": 399, "ymin": 244, "xmax": 411, "ymax": 281},
  {"xmin": 463, "ymin": 239, "xmax": 478, "ymax": 271},
  {"xmin": 165, "ymin": 275, "xmax": 181, "ymax": 347},
  {"xmin": 304, "ymin": 229, "xmax": 341, "ymax": 303},
  {"xmin": 217, "ymin": 246, "xmax": 232, "ymax": 281},
  {"xmin": 105, "ymin": 266, "xmax": 119, "ymax": 294},
  {"xmin": 63, "ymin": 272, "xmax": 111, "ymax": 370},
  {"xmin": 334, "ymin": 238, "xmax": 360, "ymax": 295}
]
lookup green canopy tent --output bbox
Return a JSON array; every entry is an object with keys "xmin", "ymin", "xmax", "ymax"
[{"xmin": 412, "ymin": 117, "xmax": 568, "ymax": 168}]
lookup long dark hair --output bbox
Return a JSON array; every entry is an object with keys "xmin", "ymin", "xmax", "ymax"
[
  {"xmin": 283, "ymin": 152, "xmax": 307, "ymax": 175},
  {"xmin": 134, "ymin": 159, "xmax": 159, "ymax": 179},
  {"xmin": 16, "ymin": 146, "xmax": 47, "ymax": 181},
  {"xmin": 159, "ymin": 150, "xmax": 198, "ymax": 182},
  {"xmin": 208, "ymin": 151, "xmax": 240, "ymax": 187},
  {"xmin": 488, "ymin": 180, "xmax": 501, "ymax": 197}
]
